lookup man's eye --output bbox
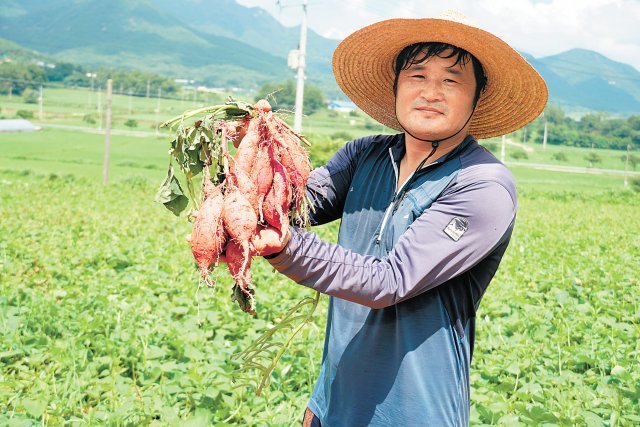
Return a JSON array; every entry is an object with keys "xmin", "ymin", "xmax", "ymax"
[
  {"xmin": 411, "ymin": 74, "xmax": 425, "ymax": 79},
  {"xmin": 444, "ymin": 79, "xmax": 458, "ymax": 83}
]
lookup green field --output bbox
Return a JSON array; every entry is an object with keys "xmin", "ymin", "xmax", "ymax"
[
  {"xmin": 0, "ymin": 104, "xmax": 639, "ymax": 425},
  {"xmin": 2, "ymin": 87, "xmax": 637, "ymax": 173}
]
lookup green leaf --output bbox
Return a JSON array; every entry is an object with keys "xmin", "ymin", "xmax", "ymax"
[
  {"xmin": 146, "ymin": 345, "xmax": 167, "ymax": 359},
  {"xmin": 610, "ymin": 365, "xmax": 631, "ymax": 381},
  {"xmin": 155, "ymin": 165, "xmax": 189, "ymax": 216},
  {"xmin": 582, "ymin": 411, "xmax": 605, "ymax": 427},
  {"xmin": 22, "ymin": 398, "xmax": 47, "ymax": 418},
  {"xmin": 506, "ymin": 362, "xmax": 521, "ymax": 375}
]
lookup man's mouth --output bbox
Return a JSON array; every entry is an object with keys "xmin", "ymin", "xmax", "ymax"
[{"xmin": 415, "ymin": 106, "xmax": 444, "ymax": 114}]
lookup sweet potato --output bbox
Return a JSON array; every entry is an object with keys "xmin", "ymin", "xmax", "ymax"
[
  {"xmin": 234, "ymin": 117, "xmax": 260, "ymax": 172},
  {"xmin": 250, "ymin": 144, "xmax": 274, "ymax": 221},
  {"xmin": 223, "ymin": 185, "xmax": 258, "ymax": 281},
  {"xmin": 228, "ymin": 156, "xmax": 258, "ymax": 213},
  {"xmin": 262, "ymin": 145, "xmax": 292, "ymax": 236},
  {"xmin": 164, "ymin": 99, "xmax": 313, "ymax": 313},
  {"xmin": 186, "ymin": 170, "xmax": 226, "ymax": 284},
  {"xmin": 226, "ymin": 238, "xmax": 256, "ymax": 314}
]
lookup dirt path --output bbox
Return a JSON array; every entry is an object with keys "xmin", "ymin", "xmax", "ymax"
[
  {"xmin": 506, "ymin": 161, "xmax": 640, "ymax": 176},
  {"xmin": 504, "ymin": 138, "xmax": 535, "ymax": 153}
]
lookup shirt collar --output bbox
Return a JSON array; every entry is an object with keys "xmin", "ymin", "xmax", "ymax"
[{"xmin": 389, "ymin": 133, "xmax": 476, "ymax": 167}]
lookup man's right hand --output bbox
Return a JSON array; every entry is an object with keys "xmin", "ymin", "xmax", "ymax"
[{"xmin": 253, "ymin": 224, "xmax": 290, "ymax": 258}]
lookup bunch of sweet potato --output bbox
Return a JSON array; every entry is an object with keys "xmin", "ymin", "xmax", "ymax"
[{"xmin": 185, "ymin": 100, "xmax": 311, "ymax": 314}]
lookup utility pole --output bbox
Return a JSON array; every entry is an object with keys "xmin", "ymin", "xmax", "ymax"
[
  {"xmin": 293, "ymin": 0, "xmax": 308, "ymax": 133},
  {"xmin": 103, "ymin": 79, "xmax": 113, "ymax": 185},
  {"xmin": 543, "ymin": 113, "xmax": 548, "ymax": 150},
  {"xmin": 38, "ymin": 85, "xmax": 43, "ymax": 121},
  {"xmin": 624, "ymin": 144, "xmax": 630, "ymax": 187},
  {"xmin": 501, "ymin": 134, "xmax": 506, "ymax": 163},
  {"xmin": 155, "ymin": 87, "xmax": 161, "ymax": 136},
  {"xmin": 97, "ymin": 86, "xmax": 103, "ymax": 131},
  {"xmin": 146, "ymin": 80, "xmax": 151, "ymax": 98},
  {"xmin": 86, "ymin": 72, "xmax": 96, "ymax": 108}
]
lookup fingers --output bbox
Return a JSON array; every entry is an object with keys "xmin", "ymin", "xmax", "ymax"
[{"xmin": 253, "ymin": 225, "xmax": 290, "ymax": 257}]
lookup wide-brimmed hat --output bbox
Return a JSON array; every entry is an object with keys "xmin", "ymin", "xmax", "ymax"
[{"xmin": 332, "ymin": 10, "xmax": 548, "ymax": 139}]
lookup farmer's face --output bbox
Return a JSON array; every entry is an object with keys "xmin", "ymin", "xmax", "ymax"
[{"xmin": 395, "ymin": 50, "xmax": 477, "ymax": 142}]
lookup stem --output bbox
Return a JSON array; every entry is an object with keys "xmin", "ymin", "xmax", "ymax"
[
  {"xmin": 278, "ymin": 119, "xmax": 312, "ymax": 146},
  {"xmin": 161, "ymin": 104, "xmax": 248, "ymax": 129},
  {"xmin": 185, "ymin": 172, "xmax": 198, "ymax": 210},
  {"xmin": 255, "ymin": 291, "xmax": 321, "ymax": 396}
]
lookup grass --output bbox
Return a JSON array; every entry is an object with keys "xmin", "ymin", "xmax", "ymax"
[
  {"xmin": 0, "ymin": 109, "xmax": 638, "ymax": 425},
  {"xmin": 3, "ymin": 87, "xmax": 636, "ymax": 175}
]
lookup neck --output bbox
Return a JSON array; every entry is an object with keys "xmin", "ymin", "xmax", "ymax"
[{"xmin": 403, "ymin": 132, "xmax": 468, "ymax": 166}]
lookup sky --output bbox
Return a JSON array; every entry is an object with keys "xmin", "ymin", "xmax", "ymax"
[{"xmin": 236, "ymin": 0, "xmax": 640, "ymax": 72}]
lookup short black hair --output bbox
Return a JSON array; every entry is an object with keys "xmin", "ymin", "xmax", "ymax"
[{"xmin": 393, "ymin": 42, "xmax": 487, "ymax": 107}]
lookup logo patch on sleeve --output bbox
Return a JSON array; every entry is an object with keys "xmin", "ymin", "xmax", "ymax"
[{"xmin": 444, "ymin": 217, "xmax": 469, "ymax": 241}]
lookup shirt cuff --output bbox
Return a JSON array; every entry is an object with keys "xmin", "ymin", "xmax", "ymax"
[{"xmin": 264, "ymin": 227, "xmax": 302, "ymax": 266}]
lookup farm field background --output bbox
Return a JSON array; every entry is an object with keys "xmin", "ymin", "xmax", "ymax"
[{"xmin": 0, "ymin": 92, "xmax": 639, "ymax": 425}]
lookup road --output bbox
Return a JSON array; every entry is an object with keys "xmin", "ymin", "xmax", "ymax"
[
  {"xmin": 506, "ymin": 161, "xmax": 640, "ymax": 176},
  {"xmin": 41, "ymin": 123, "xmax": 168, "ymax": 138}
]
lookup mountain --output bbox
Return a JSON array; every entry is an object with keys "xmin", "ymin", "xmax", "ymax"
[
  {"xmin": 518, "ymin": 51, "xmax": 639, "ymax": 113},
  {"xmin": 538, "ymin": 49, "xmax": 640, "ymax": 112},
  {"xmin": 0, "ymin": 37, "xmax": 52, "ymax": 63},
  {"xmin": 0, "ymin": 0, "xmax": 290, "ymax": 88},
  {"xmin": 150, "ymin": 0, "xmax": 337, "ymax": 77},
  {"xmin": 1, "ymin": 0, "xmax": 640, "ymax": 113}
]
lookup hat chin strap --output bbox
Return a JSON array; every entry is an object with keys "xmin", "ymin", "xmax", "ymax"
[
  {"xmin": 394, "ymin": 104, "xmax": 477, "ymax": 168},
  {"xmin": 393, "ymin": 104, "xmax": 476, "ymax": 173}
]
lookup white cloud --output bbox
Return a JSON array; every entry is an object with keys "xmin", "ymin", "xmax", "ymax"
[{"xmin": 237, "ymin": 0, "xmax": 640, "ymax": 70}]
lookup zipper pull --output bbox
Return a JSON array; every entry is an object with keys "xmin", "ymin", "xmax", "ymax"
[{"xmin": 392, "ymin": 191, "xmax": 408, "ymax": 214}]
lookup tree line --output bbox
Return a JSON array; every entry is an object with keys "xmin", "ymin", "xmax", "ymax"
[
  {"xmin": 0, "ymin": 61, "xmax": 178, "ymax": 97},
  {"xmin": 2, "ymin": 60, "xmax": 640, "ymax": 152},
  {"xmin": 517, "ymin": 105, "xmax": 639, "ymax": 151}
]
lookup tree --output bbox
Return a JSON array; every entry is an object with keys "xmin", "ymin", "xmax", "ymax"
[
  {"xmin": 45, "ymin": 62, "xmax": 80, "ymax": 82},
  {"xmin": 0, "ymin": 62, "xmax": 45, "ymax": 95},
  {"xmin": 544, "ymin": 105, "xmax": 565, "ymax": 125},
  {"xmin": 255, "ymin": 80, "xmax": 325, "ymax": 114},
  {"xmin": 552, "ymin": 152, "xmax": 568, "ymax": 162},
  {"xmin": 621, "ymin": 153, "xmax": 639, "ymax": 171},
  {"xmin": 585, "ymin": 152, "xmax": 602, "ymax": 167},
  {"xmin": 124, "ymin": 119, "xmax": 138, "ymax": 128}
]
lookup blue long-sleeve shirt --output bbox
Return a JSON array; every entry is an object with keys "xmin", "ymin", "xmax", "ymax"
[{"xmin": 267, "ymin": 133, "xmax": 517, "ymax": 426}]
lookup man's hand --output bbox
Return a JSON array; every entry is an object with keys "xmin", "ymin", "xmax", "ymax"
[
  {"xmin": 253, "ymin": 225, "xmax": 290, "ymax": 257},
  {"xmin": 216, "ymin": 225, "xmax": 289, "ymax": 264}
]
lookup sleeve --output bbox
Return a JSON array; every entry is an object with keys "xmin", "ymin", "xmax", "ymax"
[
  {"xmin": 268, "ymin": 179, "xmax": 516, "ymax": 309},
  {"xmin": 305, "ymin": 136, "xmax": 371, "ymax": 225}
]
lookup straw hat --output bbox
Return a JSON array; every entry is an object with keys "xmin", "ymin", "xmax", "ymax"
[{"xmin": 332, "ymin": 11, "xmax": 548, "ymax": 139}]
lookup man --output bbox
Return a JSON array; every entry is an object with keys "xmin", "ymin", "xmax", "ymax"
[{"xmin": 253, "ymin": 11, "xmax": 548, "ymax": 426}]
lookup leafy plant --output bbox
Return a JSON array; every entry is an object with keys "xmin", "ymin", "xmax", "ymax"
[
  {"xmin": 509, "ymin": 150, "xmax": 528, "ymax": 160},
  {"xmin": 585, "ymin": 152, "xmax": 602, "ymax": 167},
  {"xmin": 16, "ymin": 109, "xmax": 34, "ymax": 119},
  {"xmin": 124, "ymin": 118, "xmax": 138, "ymax": 128},
  {"xmin": 22, "ymin": 88, "xmax": 38, "ymax": 104},
  {"xmin": 552, "ymin": 151, "xmax": 568, "ymax": 161},
  {"xmin": 482, "ymin": 142, "xmax": 498, "ymax": 153},
  {"xmin": 621, "ymin": 153, "xmax": 639, "ymax": 170},
  {"xmin": 330, "ymin": 131, "xmax": 352, "ymax": 142}
]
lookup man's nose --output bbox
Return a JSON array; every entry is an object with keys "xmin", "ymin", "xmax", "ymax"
[{"xmin": 420, "ymin": 80, "xmax": 444, "ymax": 102}]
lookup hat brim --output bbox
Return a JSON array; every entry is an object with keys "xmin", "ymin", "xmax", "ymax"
[{"xmin": 332, "ymin": 18, "xmax": 548, "ymax": 139}]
